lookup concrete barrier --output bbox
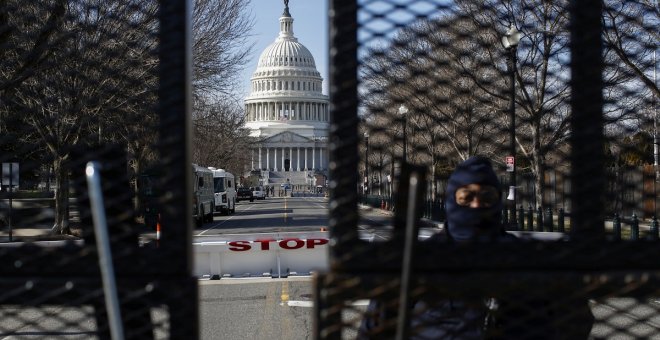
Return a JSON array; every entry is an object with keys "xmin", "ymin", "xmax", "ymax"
[{"xmin": 194, "ymin": 231, "xmax": 329, "ymax": 278}]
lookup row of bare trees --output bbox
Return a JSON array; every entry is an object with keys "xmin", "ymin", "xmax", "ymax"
[
  {"xmin": 0, "ymin": 0, "xmax": 255, "ymax": 234},
  {"xmin": 360, "ymin": 0, "xmax": 658, "ymax": 206}
]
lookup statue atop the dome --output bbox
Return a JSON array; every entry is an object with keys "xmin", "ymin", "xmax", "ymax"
[{"xmin": 282, "ymin": 0, "xmax": 291, "ymax": 16}]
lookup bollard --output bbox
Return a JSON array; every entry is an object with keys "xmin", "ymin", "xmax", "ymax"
[
  {"xmin": 536, "ymin": 206, "xmax": 543, "ymax": 232},
  {"xmin": 518, "ymin": 205, "xmax": 524, "ymax": 231},
  {"xmin": 650, "ymin": 216, "xmax": 659, "ymax": 241},
  {"xmin": 631, "ymin": 213, "xmax": 639, "ymax": 241},
  {"xmin": 558, "ymin": 208, "xmax": 565, "ymax": 233},
  {"xmin": 502, "ymin": 207, "xmax": 509, "ymax": 226},
  {"xmin": 613, "ymin": 213, "xmax": 621, "ymax": 241},
  {"xmin": 527, "ymin": 206, "xmax": 534, "ymax": 232},
  {"xmin": 544, "ymin": 207, "xmax": 553, "ymax": 232}
]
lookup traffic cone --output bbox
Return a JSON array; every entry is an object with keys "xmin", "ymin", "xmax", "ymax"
[{"xmin": 156, "ymin": 214, "xmax": 161, "ymax": 247}]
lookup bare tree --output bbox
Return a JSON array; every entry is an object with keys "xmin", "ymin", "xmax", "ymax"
[
  {"xmin": 190, "ymin": 0, "xmax": 255, "ymax": 177},
  {"xmin": 603, "ymin": 1, "xmax": 659, "ymax": 100},
  {"xmin": 360, "ymin": 14, "xmax": 506, "ymax": 199},
  {"xmin": 191, "ymin": 0, "xmax": 254, "ymax": 99},
  {"xmin": 192, "ymin": 98, "xmax": 253, "ymax": 175}
]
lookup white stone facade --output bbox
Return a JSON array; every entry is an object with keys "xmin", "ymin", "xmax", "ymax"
[{"xmin": 244, "ymin": 3, "xmax": 329, "ymax": 185}]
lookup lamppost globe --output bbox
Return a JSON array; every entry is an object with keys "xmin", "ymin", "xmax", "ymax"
[
  {"xmin": 501, "ymin": 24, "xmax": 521, "ymax": 49},
  {"xmin": 398, "ymin": 105, "xmax": 408, "ymax": 163}
]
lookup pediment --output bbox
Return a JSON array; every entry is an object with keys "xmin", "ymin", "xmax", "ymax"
[{"xmin": 260, "ymin": 131, "xmax": 312, "ymax": 143}]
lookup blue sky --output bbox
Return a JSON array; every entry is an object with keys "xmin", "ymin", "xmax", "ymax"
[{"xmin": 240, "ymin": 0, "xmax": 329, "ymax": 98}]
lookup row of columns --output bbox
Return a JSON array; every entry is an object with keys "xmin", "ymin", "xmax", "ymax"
[
  {"xmin": 251, "ymin": 146, "xmax": 326, "ymax": 171},
  {"xmin": 245, "ymin": 101, "xmax": 329, "ymax": 122}
]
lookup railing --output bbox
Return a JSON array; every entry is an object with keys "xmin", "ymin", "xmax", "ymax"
[{"xmin": 359, "ymin": 193, "xmax": 660, "ymax": 240}]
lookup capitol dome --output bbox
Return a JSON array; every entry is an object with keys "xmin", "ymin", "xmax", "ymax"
[
  {"xmin": 256, "ymin": 32, "xmax": 318, "ymax": 72},
  {"xmin": 245, "ymin": 4, "xmax": 325, "ymax": 102},
  {"xmin": 243, "ymin": 1, "xmax": 329, "ymax": 188}
]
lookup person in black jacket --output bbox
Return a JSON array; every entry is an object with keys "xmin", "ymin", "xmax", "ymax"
[{"xmin": 358, "ymin": 156, "xmax": 593, "ymax": 339}]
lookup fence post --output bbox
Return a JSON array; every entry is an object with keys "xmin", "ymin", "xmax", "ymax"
[
  {"xmin": 536, "ymin": 206, "xmax": 544, "ymax": 232},
  {"xmin": 613, "ymin": 213, "xmax": 621, "ymax": 241},
  {"xmin": 544, "ymin": 207, "xmax": 553, "ymax": 232},
  {"xmin": 649, "ymin": 216, "xmax": 659, "ymax": 241},
  {"xmin": 558, "ymin": 208, "xmax": 565, "ymax": 233},
  {"xmin": 527, "ymin": 206, "xmax": 534, "ymax": 232},
  {"xmin": 631, "ymin": 213, "xmax": 639, "ymax": 241}
]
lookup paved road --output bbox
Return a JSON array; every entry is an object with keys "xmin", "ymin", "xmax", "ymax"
[
  {"xmin": 194, "ymin": 196, "xmax": 439, "ymax": 241},
  {"xmin": 199, "ymin": 277, "xmax": 367, "ymax": 340},
  {"xmin": 196, "ymin": 196, "xmax": 330, "ymax": 236}
]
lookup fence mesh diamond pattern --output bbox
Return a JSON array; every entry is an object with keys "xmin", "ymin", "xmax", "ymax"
[
  {"xmin": 1, "ymin": 0, "xmax": 196, "ymax": 338},
  {"xmin": 320, "ymin": 0, "xmax": 660, "ymax": 339}
]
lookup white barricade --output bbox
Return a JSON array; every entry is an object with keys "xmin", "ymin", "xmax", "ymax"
[{"xmin": 194, "ymin": 231, "xmax": 329, "ymax": 278}]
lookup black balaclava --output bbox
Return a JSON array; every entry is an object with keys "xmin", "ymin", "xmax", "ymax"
[{"xmin": 445, "ymin": 156, "xmax": 503, "ymax": 242}]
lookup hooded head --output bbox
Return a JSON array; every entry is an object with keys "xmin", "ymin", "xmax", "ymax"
[{"xmin": 445, "ymin": 156, "xmax": 503, "ymax": 241}]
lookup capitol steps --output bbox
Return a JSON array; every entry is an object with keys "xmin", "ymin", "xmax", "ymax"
[{"xmin": 267, "ymin": 171, "xmax": 313, "ymax": 186}]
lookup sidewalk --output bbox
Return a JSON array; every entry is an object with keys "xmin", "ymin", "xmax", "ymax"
[
  {"xmin": 358, "ymin": 203, "xmax": 443, "ymax": 230},
  {"xmin": 0, "ymin": 224, "xmax": 80, "ymax": 243}
]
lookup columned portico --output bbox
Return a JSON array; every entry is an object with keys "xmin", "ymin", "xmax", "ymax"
[{"xmin": 253, "ymin": 143, "xmax": 329, "ymax": 172}]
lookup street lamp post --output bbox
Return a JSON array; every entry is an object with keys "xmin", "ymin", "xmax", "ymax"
[
  {"xmin": 364, "ymin": 132, "xmax": 369, "ymax": 194},
  {"xmin": 502, "ymin": 24, "xmax": 521, "ymax": 225},
  {"xmin": 398, "ymin": 105, "xmax": 408, "ymax": 163}
]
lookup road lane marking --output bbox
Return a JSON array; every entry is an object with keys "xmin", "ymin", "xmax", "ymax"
[
  {"xmin": 281, "ymin": 281, "xmax": 293, "ymax": 339},
  {"xmin": 284, "ymin": 197, "xmax": 288, "ymax": 223},
  {"xmin": 281, "ymin": 281, "xmax": 290, "ymax": 304},
  {"xmin": 287, "ymin": 299, "xmax": 370, "ymax": 308}
]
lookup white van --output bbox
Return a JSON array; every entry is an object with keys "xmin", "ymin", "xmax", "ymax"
[
  {"xmin": 251, "ymin": 186, "xmax": 266, "ymax": 200},
  {"xmin": 208, "ymin": 167, "xmax": 236, "ymax": 215}
]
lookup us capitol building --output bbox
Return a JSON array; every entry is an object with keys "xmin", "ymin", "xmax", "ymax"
[{"xmin": 243, "ymin": 1, "xmax": 329, "ymax": 191}]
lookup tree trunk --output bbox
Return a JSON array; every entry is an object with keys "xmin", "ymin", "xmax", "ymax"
[{"xmin": 51, "ymin": 157, "xmax": 70, "ymax": 235}]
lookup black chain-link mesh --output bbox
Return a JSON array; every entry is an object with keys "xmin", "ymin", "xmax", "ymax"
[
  {"xmin": 321, "ymin": 0, "xmax": 660, "ymax": 338},
  {"xmin": 1, "ymin": 0, "xmax": 196, "ymax": 338}
]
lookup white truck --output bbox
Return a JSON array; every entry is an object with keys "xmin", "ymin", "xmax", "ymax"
[
  {"xmin": 208, "ymin": 167, "xmax": 236, "ymax": 215},
  {"xmin": 192, "ymin": 164, "xmax": 215, "ymax": 227}
]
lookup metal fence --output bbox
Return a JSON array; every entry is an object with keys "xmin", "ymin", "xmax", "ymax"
[
  {"xmin": 320, "ymin": 0, "xmax": 660, "ymax": 339},
  {"xmin": 1, "ymin": 0, "xmax": 196, "ymax": 338},
  {"xmin": 2, "ymin": 0, "xmax": 659, "ymax": 339}
]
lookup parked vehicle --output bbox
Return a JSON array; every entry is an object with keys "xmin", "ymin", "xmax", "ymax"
[
  {"xmin": 208, "ymin": 167, "xmax": 236, "ymax": 215},
  {"xmin": 237, "ymin": 187, "xmax": 254, "ymax": 202},
  {"xmin": 192, "ymin": 164, "xmax": 214, "ymax": 227},
  {"xmin": 251, "ymin": 186, "xmax": 266, "ymax": 200}
]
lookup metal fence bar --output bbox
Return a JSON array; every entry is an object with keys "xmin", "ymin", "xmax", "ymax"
[
  {"xmin": 158, "ymin": 0, "xmax": 199, "ymax": 337},
  {"xmin": 328, "ymin": 0, "xmax": 360, "ymax": 259},
  {"xmin": 86, "ymin": 161, "xmax": 125, "ymax": 340},
  {"xmin": 569, "ymin": 0, "xmax": 606, "ymax": 238}
]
